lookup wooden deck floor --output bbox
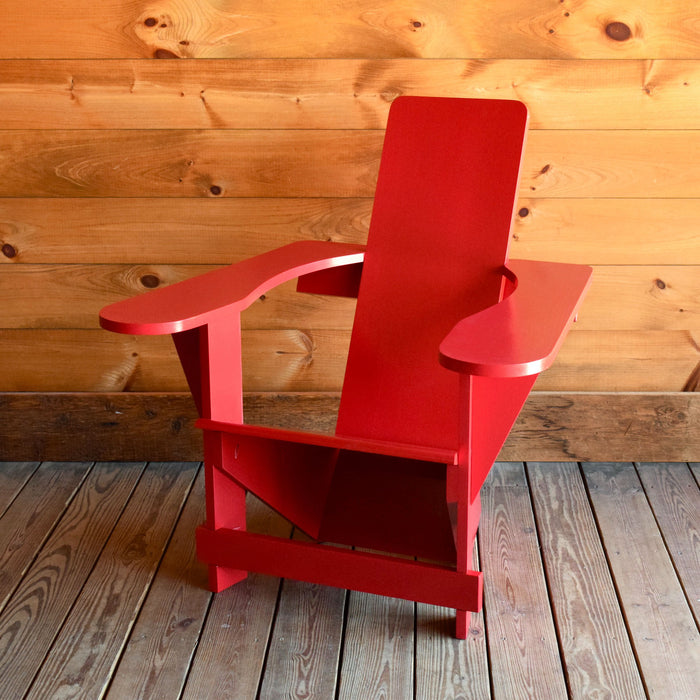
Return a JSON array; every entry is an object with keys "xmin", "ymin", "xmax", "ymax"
[{"xmin": 0, "ymin": 461, "xmax": 698, "ymax": 699}]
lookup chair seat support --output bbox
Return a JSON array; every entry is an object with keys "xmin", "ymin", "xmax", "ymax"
[{"xmin": 196, "ymin": 525, "xmax": 483, "ymax": 611}]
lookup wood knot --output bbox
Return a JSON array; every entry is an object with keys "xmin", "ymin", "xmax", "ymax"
[
  {"xmin": 655, "ymin": 278, "xmax": 666, "ymax": 290},
  {"xmin": 410, "ymin": 20, "xmax": 423, "ymax": 29},
  {"xmin": 2, "ymin": 243, "xmax": 17, "ymax": 258},
  {"xmin": 209, "ymin": 185, "xmax": 223, "ymax": 196},
  {"xmin": 605, "ymin": 21, "xmax": 632, "ymax": 41},
  {"xmin": 140, "ymin": 274, "xmax": 160, "ymax": 289},
  {"xmin": 153, "ymin": 49, "xmax": 180, "ymax": 59},
  {"xmin": 144, "ymin": 17, "xmax": 158, "ymax": 27},
  {"xmin": 518, "ymin": 207, "xmax": 530, "ymax": 218}
]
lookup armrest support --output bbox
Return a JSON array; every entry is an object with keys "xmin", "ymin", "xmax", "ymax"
[
  {"xmin": 439, "ymin": 259, "xmax": 592, "ymax": 377},
  {"xmin": 100, "ymin": 241, "xmax": 366, "ymax": 335}
]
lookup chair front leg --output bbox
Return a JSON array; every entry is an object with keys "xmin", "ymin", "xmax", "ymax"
[
  {"xmin": 450, "ymin": 374, "xmax": 483, "ymax": 639},
  {"xmin": 202, "ymin": 430, "xmax": 248, "ymax": 592},
  {"xmin": 178, "ymin": 316, "xmax": 247, "ymax": 591}
]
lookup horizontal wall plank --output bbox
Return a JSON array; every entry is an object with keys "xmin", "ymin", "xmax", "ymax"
[
  {"xmin": 575, "ymin": 266, "xmax": 700, "ymax": 331},
  {"xmin": 511, "ymin": 198, "xmax": 700, "ymax": 265},
  {"xmin": 0, "ymin": 329, "xmax": 352, "ymax": 392},
  {"xmin": 1, "ymin": 329, "xmax": 698, "ymax": 393},
  {"xmin": 2, "ymin": 130, "xmax": 700, "ymax": 199},
  {"xmin": 536, "ymin": 330, "xmax": 700, "ymax": 392},
  {"xmin": 0, "ymin": 391, "xmax": 698, "ymax": 462},
  {"xmin": 0, "ymin": 130, "xmax": 382, "ymax": 199},
  {"xmin": 3, "ymin": 197, "xmax": 700, "ymax": 266},
  {"xmin": 2, "ymin": 264, "xmax": 699, "ymax": 332},
  {"xmin": 2, "ymin": 2, "xmax": 699, "ymax": 59},
  {"xmin": 2, "ymin": 59, "xmax": 700, "ymax": 130},
  {"xmin": 0, "ymin": 198, "xmax": 371, "ymax": 264}
]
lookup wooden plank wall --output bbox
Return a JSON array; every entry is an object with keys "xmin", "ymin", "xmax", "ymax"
[{"xmin": 1, "ymin": 1, "xmax": 699, "ymax": 460}]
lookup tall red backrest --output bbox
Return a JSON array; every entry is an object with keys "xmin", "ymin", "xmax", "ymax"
[{"xmin": 336, "ymin": 97, "xmax": 529, "ymax": 449}]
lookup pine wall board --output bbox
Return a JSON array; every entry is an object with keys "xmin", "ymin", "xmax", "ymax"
[{"xmin": 0, "ymin": 0, "xmax": 698, "ymax": 459}]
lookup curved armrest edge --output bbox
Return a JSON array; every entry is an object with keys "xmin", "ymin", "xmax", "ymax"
[
  {"xmin": 439, "ymin": 259, "xmax": 592, "ymax": 377},
  {"xmin": 100, "ymin": 241, "xmax": 366, "ymax": 335}
]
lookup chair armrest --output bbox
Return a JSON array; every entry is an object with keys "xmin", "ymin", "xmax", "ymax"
[
  {"xmin": 100, "ymin": 241, "xmax": 366, "ymax": 335},
  {"xmin": 439, "ymin": 259, "xmax": 593, "ymax": 377}
]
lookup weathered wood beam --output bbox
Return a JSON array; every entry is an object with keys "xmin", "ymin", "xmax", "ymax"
[{"xmin": 0, "ymin": 392, "xmax": 697, "ymax": 462}]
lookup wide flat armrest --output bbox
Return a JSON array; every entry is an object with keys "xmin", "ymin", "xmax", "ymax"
[
  {"xmin": 439, "ymin": 259, "xmax": 592, "ymax": 377},
  {"xmin": 100, "ymin": 241, "xmax": 365, "ymax": 335}
]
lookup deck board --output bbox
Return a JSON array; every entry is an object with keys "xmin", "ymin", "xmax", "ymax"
[
  {"xmin": 527, "ymin": 462, "xmax": 646, "ymax": 699},
  {"xmin": 180, "ymin": 495, "xmax": 293, "ymax": 700},
  {"xmin": 25, "ymin": 461, "xmax": 197, "ymax": 699},
  {"xmin": 337, "ymin": 592, "xmax": 414, "ymax": 700},
  {"xmin": 259, "ymin": 529, "xmax": 346, "ymax": 700},
  {"xmin": 415, "ymin": 543, "xmax": 491, "ymax": 700},
  {"xmin": 480, "ymin": 461, "xmax": 568, "ymax": 699},
  {"xmin": 0, "ymin": 462, "xmax": 92, "ymax": 611},
  {"xmin": 107, "ymin": 467, "xmax": 210, "ymax": 699},
  {"xmin": 583, "ymin": 462, "xmax": 700, "ymax": 699},
  {"xmin": 0, "ymin": 461, "xmax": 697, "ymax": 699},
  {"xmin": 636, "ymin": 462, "xmax": 700, "ymax": 624},
  {"xmin": 0, "ymin": 462, "xmax": 145, "ymax": 699},
  {"xmin": 0, "ymin": 462, "xmax": 40, "ymax": 516}
]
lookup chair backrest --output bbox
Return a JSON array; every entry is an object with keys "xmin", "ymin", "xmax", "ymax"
[{"xmin": 336, "ymin": 96, "xmax": 529, "ymax": 449}]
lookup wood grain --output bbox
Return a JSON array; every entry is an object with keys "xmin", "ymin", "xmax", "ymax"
[
  {"xmin": 3, "ymin": 59, "xmax": 700, "ymax": 130},
  {"xmin": 415, "ymin": 543, "xmax": 490, "ymax": 700},
  {"xmin": 0, "ymin": 129, "xmax": 383, "ymax": 199},
  {"xmin": 337, "ymin": 592, "xmax": 414, "ymax": 700},
  {"xmin": 511, "ymin": 198, "xmax": 700, "ymax": 265},
  {"xmin": 3, "ymin": 129, "xmax": 700, "ymax": 199},
  {"xmin": 0, "ymin": 461, "xmax": 39, "ymax": 516},
  {"xmin": 636, "ymin": 462, "xmax": 700, "ymax": 623},
  {"xmin": 4, "ymin": 263, "xmax": 700, "ymax": 333},
  {"xmin": 0, "ymin": 197, "xmax": 371, "ymax": 264},
  {"xmin": 106, "ymin": 467, "xmax": 210, "ymax": 700},
  {"xmin": 259, "ymin": 568, "xmax": 345, "ymax": 698},
  {"xmin": 2, "ymin": 391, "xmax": 699, "ymax": 463},
  {"xmin": 0, "ymin": 461, "xmax": 91, "ymax": 610},
  {"xmin": 181, "ymin": 495, "xmax": 293, "ymax": 700},
  {"xmin": 3, "ymin": 327, "xmax": 698, "ymax": 393},
  {"xmin": 583, "ymin": 463, "xmax": 700, "ymax": 699},
  {"xmin": 25, "ymin": 461, "xmax": 197, "ymax": 699},
  {"xmin": 0, "ymin": 265, "xmax": 359, "ymax": 330},
  {"xmin": 527, "ymin": 462, "xmax": 645, "ymax": 699},
  {"xmin": 501, "ymin": 392, "xmax": 700, "ymax": 463},
  {"xmin": 2, "ymin": 1, "xmax": 699, "ymax": 59},
  {"xmin": 479, "ymin": 462, "xmax": 567, "ymax": 699},
  {"xmin": 4, "ymin": 197, "xmax": 700, "ymax": 266},
  {"xmin": 415, "ymin": 604, "xmax": 490, "ymax": 700},
  {"xmin": 561, "ymin": 266, "xmax": 700, "ymax": 331},
  {"xmin": 534, "ymin": 330, "xmax": 700, "ymax": 392},
  {"xmin": 0, "ymin": 462, "xmax": 146, "ymax": 699},
  {"xmin": 0, "ymin": 459, "xmax": 694, "ymax": 697}
]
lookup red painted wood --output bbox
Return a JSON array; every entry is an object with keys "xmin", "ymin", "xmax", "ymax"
[
  {"xmin": 202, "ymin": 432, "xmax": 248, "ymax": 591},
  {"xmin": 196, "ymin": 419, "xmax": 459, "ymax": 465},
  {"xmin": 336, "ymin": 97, "xmax": 529, "ymax": 450},
  {"xmin": 196, "ymin": 526, "xmax": 483, "ymax": 612},
  {"xmin": 99, "ymin": 240, "xmax": 365, "ymax": 335},
  {"xmin": 318, "ymin": 452, "xmax": 456, "ymax": 562},
  {"xmin": 99, "ymin": 96, "xmax": 592, "ymax": 638},
  {"xmin": 439, "ymin": 259, "xmax": 593, "ymax": 377}
]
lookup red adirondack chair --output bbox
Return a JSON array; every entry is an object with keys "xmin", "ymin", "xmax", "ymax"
[{"xmin": 100, "ymin": 97, "xmax": 592, "ymax": 638}]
